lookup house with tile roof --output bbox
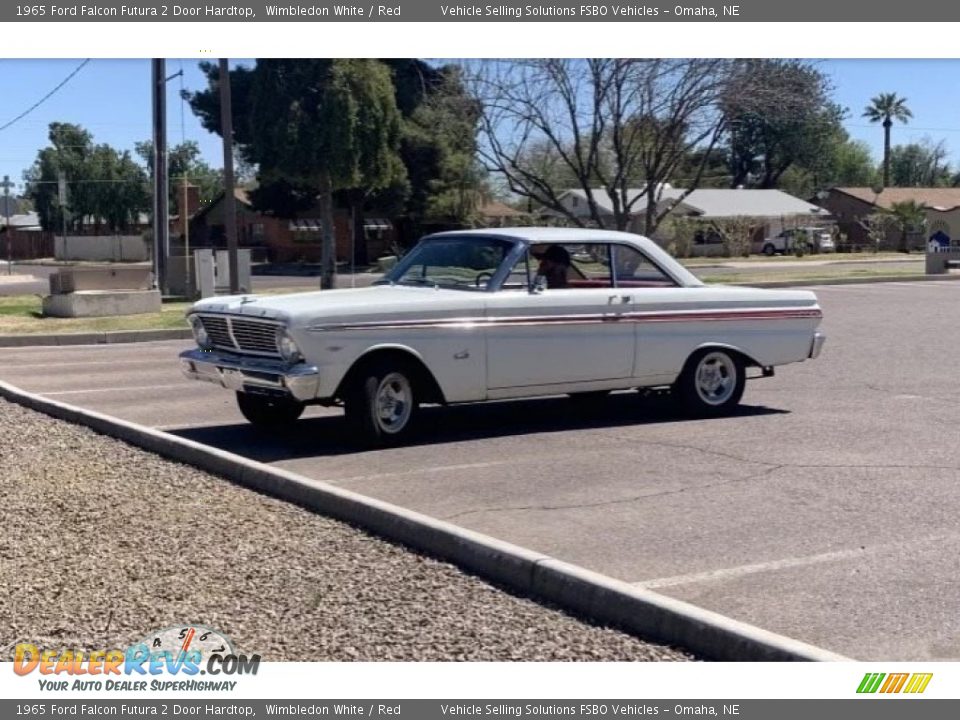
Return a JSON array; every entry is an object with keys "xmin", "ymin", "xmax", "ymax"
[{"xmin": 816, "ymin": 187, "xmax": 960, "ymax": 251}]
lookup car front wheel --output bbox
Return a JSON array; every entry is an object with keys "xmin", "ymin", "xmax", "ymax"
[
  {"xmin": 762, "ymin": 243, "xmax": 776, "ymax": 256},
  {"xmin": 675, "ymin": 349, "xmax": 745, "ymax": 415},
  {"xmin": 236, "ymin": 392, "xmax": 305, "ymax": 427},
  {"xmin": 344, "ymin": 360, "xmax": 419, "ymax": 446}
]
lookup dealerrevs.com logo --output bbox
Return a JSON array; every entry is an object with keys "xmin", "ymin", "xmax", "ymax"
[
  {"xmin": 857, "ymin": 672, "xmax": 933, "ymax": 695},
  {"xmin": 13, "ymin": 625, "xmax": 260, "ymax": 692}
]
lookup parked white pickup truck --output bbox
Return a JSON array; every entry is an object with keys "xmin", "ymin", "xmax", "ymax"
[{"xmin": 761, "ymin": 227, "xmax": 835, "ymax": 256}]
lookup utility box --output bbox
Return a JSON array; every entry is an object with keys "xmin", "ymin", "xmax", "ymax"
[
  {"xmin": 166, "ymin": 249, "xmax": 250, "ymax": 299},
  {"xmin": 215, "ymin": 249, "xmax": 252, "ymax": 294}
]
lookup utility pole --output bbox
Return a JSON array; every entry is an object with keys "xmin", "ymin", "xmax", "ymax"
[
  {"xmin": 219, "ymin": 58, "xmax": 239, "ymax": 294},
  {"xmin": 152, "ymin": 58, "xmax": 169, "ymax": 294},
  {"xmin": 58, "ymin": 171, "xmax": 67, "ymax": 260},
  {"xmin": 2, "ymin": 175, "xmax": 13, "ymax": 275},
  {"xmin": 182, "ymin": 175, "xmax": 191, "ymax": 295}
]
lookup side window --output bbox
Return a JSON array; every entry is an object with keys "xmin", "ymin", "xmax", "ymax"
[
  {"xmin": 501, "ymin": 253, "xmax": 531, "ymax": 291},
  {"xmin": 530, "ymin": 243, "xmax": 613, "ymax": 290},
  {"xmin": 612, "ymin": 245, "xmax": 677, "ymax": 288}
]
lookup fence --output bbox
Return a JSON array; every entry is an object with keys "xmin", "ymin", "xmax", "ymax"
[{"xmin": 2, "ymin": 230, "xmax": 55, "ymax": 260}]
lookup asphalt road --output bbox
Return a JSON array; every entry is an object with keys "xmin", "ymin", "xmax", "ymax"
[{"xmin": 2, "ymin": 279, "xmax": 959, "ymax": 660}]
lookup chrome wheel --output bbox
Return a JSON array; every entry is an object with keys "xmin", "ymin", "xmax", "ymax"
[
  {"xmin": 375, "ymin": 372, "xmax": 413, "ymax": 434},
  {"xmin": 694, "ymin": 351, "xmax": 738, "ymax": 406}
]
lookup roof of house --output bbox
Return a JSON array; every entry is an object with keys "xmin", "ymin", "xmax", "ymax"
[
  {"xmin": 561, "ymin": 187, "xmax": 827, "ymax": 219},
  {"xmin": 192, "ymin": 187, "xmax": 254, "ymax": 222},
  {"xmin": 0, "ymin": 211, "xmax": 40, "ymax": 229},
  {"xmin": 478, "ymin": 200, "xmax": 527, "ymax": 218},
  {"xmin": 673, "ymin": 189, "xmax": 829, "ymax": 218},
  {"xmin": 557, "ymin": 186, "xmax": 681, "ymax": 215},
  {"xmin": 831, "ymin": 187, "xmax": 960, "ymax": 211}
]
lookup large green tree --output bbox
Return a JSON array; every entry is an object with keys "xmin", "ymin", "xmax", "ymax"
[
  {"xmin": 888, "ymin": 140, "xmax": 951, "ymax": 187},
  {"xmin": 778, "ymin": 137, "xmax": 879, "ymax": 198},
  {"xmin": 134, "ymin": 140, "xmax": 223, "ymax": 217},
  {"xmin": 188, "ymin": 59, "xmax": 404, "ymax": 287},
  {"xmin": 726, "ymin": 60, "xmax": 845, "ymax": 189},
  {"xmin": 23, "ymin": 122, "xmax": 149, "ymax": 234},
  {"xmin": 863, "ymin": 92, "xmax": 912, "ymax": 187}
]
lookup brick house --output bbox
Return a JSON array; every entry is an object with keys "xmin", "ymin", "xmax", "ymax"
[
  {"xmin": 816, "ymin": 187, "xmax": 960, "ymax": 250},
  {"xmin": 187, "ymin": 189, "xmax": 395, "ymax": 264}
]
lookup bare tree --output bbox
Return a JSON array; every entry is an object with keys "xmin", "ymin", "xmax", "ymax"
[{"xmin": 468, "ymin": 59, "xmax": 740, "ymax": 235}]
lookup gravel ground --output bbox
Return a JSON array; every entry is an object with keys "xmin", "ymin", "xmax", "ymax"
[{"xmin": 0, "ymin": 398, "xmax": 694, "ymax": 661}]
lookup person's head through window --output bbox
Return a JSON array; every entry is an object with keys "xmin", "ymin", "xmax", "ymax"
[{"xmin": 537, "ymin": 244, "xmax": 571, "ymax": 289}]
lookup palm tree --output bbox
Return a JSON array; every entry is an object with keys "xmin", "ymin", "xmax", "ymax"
[
  {"xmin": 888, "ymin": 199, "xmax": 926, "ymax": 253},
  {"xmin": 863, "ymin": 93, "xmax": 913, "ymax": 188}
]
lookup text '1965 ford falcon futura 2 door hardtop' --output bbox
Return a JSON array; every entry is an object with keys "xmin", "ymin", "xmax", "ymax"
[{"xmin": 180, "ymin": 228, "xmax": 825, "ymax": 446}]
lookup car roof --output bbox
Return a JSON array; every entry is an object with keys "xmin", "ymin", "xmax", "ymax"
[{"xmin": 425, "ymin": 226, "xmax": 663, "ymax": 244}]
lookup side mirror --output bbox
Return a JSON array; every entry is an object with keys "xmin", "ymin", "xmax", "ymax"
[{"xmin": 531, "ymin": 274, "xmax": 547, "ymax": 294}]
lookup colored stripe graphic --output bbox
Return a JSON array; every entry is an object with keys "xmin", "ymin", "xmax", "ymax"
[
  {"xmin": 857, "ymin": 672, "xmax": 932, "ymax": 694},
  {"xmin": 857, "ymin": 673, "xmax": 885, "ymax": 693},
  {"xmin": 880, "ymin": 673, "xmax": 908, "ymax": 693},
  {"xmin": 904, "ymin": 674, "xmax": 934, "ymax": 694}
]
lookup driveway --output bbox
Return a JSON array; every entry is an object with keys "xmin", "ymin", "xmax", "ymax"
[{"xmin": 1, "ymin": 280, "xmax": 959, "ymax": 660}]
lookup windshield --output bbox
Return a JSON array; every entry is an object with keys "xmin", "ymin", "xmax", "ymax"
[{"xmin": 379, "ymin": 237, "xmax": 515, "ymax": 291}]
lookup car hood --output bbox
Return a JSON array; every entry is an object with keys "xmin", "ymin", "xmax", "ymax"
[{"xmin": 188, "ymin": 285, "xmax": 485, "ymax": 327}]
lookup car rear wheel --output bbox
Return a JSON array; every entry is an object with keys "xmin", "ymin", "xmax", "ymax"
[
  {"xmin": 236, "ymin": 392, "xmax": 305, "ymax": 427},
  {"xmin": 675, "ymin": 349, "xmax": 745, "ymax": 415},
  {"xmin": 344, "ymin": 360, "xmax": 419, "ymax": 446}
]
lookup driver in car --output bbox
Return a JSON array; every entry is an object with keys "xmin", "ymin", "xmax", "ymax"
[{"xmin": 536, "ymin": 245, "xmax": 571, "ymax": 289}]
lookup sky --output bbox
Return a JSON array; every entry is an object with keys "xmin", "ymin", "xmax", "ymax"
[
  {"xmin": 0, "ymin": 58, "xmax": 249, "ymax": 196},
  {"xmin": 1, "ymin": 58, "xmax": 960, "ymax": 197}
]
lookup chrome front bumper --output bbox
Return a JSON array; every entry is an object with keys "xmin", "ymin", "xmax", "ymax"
[
  {"xmin": 809, "ymin": 331, "xmax": 826, "ymax": 359},
  {"xmin": 179, "ymin": 348, "xmax": 320, "ymax": 401}
]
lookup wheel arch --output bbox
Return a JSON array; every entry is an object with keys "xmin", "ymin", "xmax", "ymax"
[
  {"xmin": 335, "ymin": 345, "xmax": 447, "ymax": 405},
  {"xmin": 685, "ymin": 342, "xmax": 762, "ymax": 372}
]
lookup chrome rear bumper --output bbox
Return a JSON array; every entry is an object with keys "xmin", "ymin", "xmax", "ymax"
[
  {"xmin": 179, "ymin": 348, "xmax": 320, "ymax": 401},
  {"xmin": 809, "ymin": 331, "xmax": 826, "ymax": 359}
]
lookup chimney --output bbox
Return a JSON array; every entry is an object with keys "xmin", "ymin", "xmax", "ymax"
[{"xmin": 176, "ymin": 181, "xmax": 201, "ymax": 236}]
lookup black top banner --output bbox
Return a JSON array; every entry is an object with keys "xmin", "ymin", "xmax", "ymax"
[{"xmin": 0, "ymin": 0, "xmax": 949, "ymax": 22}]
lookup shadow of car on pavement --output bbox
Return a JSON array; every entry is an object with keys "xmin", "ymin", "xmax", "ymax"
[{"xmin": 165, "ymin": 392, "xmax": 787, "ymax": 463}]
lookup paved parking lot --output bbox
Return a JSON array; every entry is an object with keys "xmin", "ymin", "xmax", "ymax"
[{"xmin": 2, "ymin": 279, "xmax": 959, "ymax": 660}]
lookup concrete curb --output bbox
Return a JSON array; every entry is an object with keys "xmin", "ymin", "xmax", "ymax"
[
  {"xmin": 0, "ymin": 379, "xmax": 849, "ymax": 662},
  {"xmin": 0, "ymin": 328, "xmax": 191, "ymax": 348}
]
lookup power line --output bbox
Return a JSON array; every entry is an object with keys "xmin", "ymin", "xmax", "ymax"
[{"xmin": 0, "ymin": 59, "xmax": 91, "ymax": 133}]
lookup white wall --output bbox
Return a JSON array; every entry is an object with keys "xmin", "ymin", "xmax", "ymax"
[{"xmin": 54, "ymin": 235, "xmax": 149, "ymax": 262}]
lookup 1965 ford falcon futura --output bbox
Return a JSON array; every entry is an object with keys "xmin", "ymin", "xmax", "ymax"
[{"xmin": 180, "ymin": 228, "xmax": 825, "ymax": 445}]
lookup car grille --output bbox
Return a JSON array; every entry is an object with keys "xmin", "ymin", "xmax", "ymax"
[{"xmin": 197, "ymin": 315, "xmax": 280, "ymax": 357}]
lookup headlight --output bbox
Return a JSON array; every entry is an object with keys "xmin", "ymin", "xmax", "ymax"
[
  {"xmin": 188, "ymin": 315, "xmax": 212, "ymax": 350},
  {"xmin": 276, "ymin": 328, "xmax": 303, "ymax": 363}
]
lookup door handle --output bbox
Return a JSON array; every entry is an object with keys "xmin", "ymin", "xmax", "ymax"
[{"xmin": 609, "ymin": 295, "xmax": 632, "ymax": 304}]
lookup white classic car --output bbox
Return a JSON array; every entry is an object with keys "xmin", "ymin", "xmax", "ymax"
[{"xmin": 180, "ymin": 228, "xmax": 825, "ymax": 445}]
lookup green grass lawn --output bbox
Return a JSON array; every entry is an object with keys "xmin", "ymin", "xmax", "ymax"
[
  {"xmin": 0, "ymin": 295, "xmax": 192, "ymax": 335},
  {"xmin": 0, "ymin": 285, "xmax": 321, "ymax": 336},
  {"xmin": 681, "ymin": 251, "xmax": 914, "ymax": 266},
  {"xmin": 700, "ymin": 266, "xmax": 928, "ymax": 285}
]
